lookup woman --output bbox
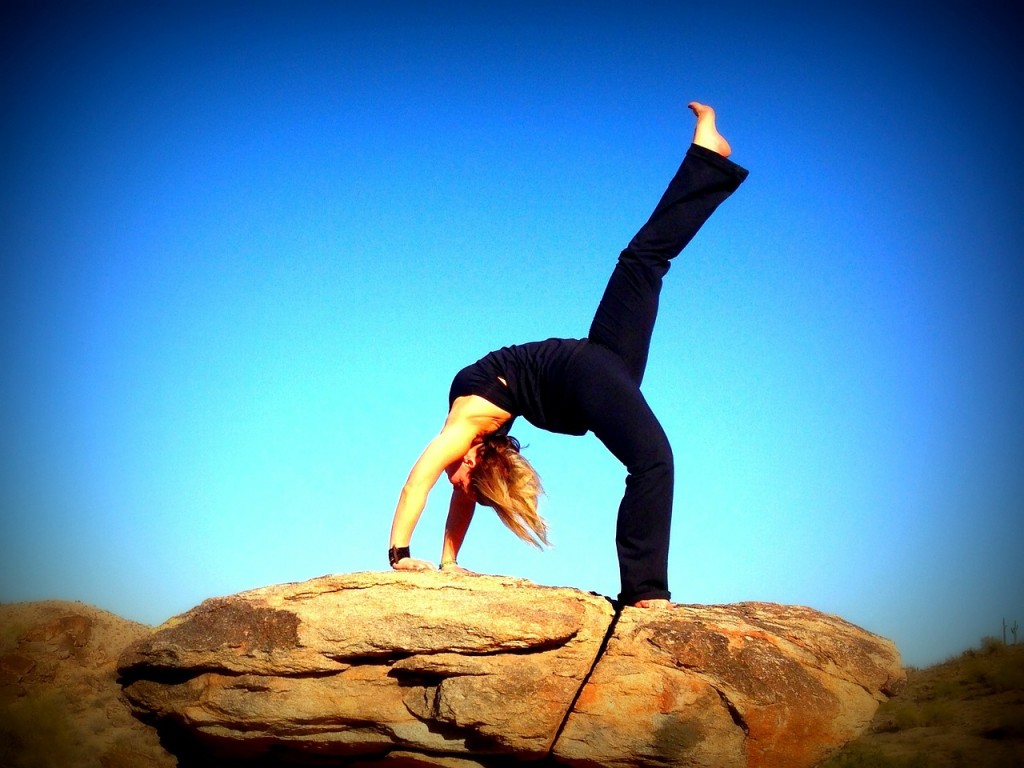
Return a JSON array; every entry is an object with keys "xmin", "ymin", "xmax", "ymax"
[{"xmin": 387, "ymin": 103, "xmax": 748, "ymax": 607}]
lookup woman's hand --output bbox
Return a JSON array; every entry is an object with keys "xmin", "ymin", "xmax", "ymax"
[
  {"xmin": 388, "ymin": 420, "xmax": 481, "ymax": 570},
  {"xmin": 392, "ymin": 557, "xmax": 435, "ymax": 572}
]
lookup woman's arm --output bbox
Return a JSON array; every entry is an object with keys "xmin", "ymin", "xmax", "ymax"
[
  {"xmin": 388, "ymin": 419, "xmax": 478, "ymax": 570},
  {"xmin": 439, "ymin": 489, "xmax": 476, "ymax": 573}
]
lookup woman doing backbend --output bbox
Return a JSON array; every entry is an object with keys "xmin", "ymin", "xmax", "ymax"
[{"xmin": 387, "ymin": 102, "xmax": 748, "ymax": 607}]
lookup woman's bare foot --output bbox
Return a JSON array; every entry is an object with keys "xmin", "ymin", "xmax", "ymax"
[
  {"xmin": 633, "ymin": 598, "xmax": 672, "ymax": 609},
  {"xmin": 688, "ymin": 102, "xmax": 732, "ymax": 158}
]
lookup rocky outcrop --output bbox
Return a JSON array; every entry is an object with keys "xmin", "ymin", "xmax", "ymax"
[
  {"xmin": 554, "ymin": 603, "xmax": 904, "ymax": 768},
  {"xmin": 0, "ymin": 600, "xmax": 176, "ymax": 768},
  {"xmin": 118, "ymin": 572, "xmax": 905, "ymax": 767}
]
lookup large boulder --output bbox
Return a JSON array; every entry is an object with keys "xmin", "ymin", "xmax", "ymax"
[
  {"xmin": 119, "ymin": 572, "xmax": 615, "ymax": 762},
  {"xmin": 554, "ymin": 602, "xmax": 906, "ymax": 768},
  {"xmin": 118, "ymin": 572, "xmax": 905, "ymax": 767}
]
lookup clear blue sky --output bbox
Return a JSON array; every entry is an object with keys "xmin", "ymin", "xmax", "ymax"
[{"xmin": 2, "ymin": 1, "xmax": 1021, "ymax": 668}]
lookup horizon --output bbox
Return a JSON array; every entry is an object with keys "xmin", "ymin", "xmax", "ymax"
[{"xmin": 2, "ymin": 2, "xmax": 1022, "ymax": 669}]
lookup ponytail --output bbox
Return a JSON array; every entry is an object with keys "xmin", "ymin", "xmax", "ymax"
[{"xmin": 471, "ymin": 434, "xmax": 549, "ymax": 548}]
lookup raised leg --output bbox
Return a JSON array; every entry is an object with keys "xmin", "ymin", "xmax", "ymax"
[
  {"xmin": 579, "ymin": 105, "xmax": 748, "ymax": 607},
  {"xmin": 587, "ymin": 105, "xmax": 748, "ymax": 384}
]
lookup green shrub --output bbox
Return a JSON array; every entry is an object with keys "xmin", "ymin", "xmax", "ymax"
[
  {"xmin": 963, "ymin": 648, "xmax": 1024, "ymax": 693},
  {"xmin": 875, "ymin": 700, "xmax": 925, "ymax": 731},
  {"xmin": 871, "ymin": 696, "xmax": 958, "ymax": 733},
  {"xmin": 930, "ymin": 678, "xmax": 961, "ymax": 699},
  {"xmin": 979, "ymin": 635, "xmax": 1005, "ymax": 655},
  {"xmin": 919, "ymin": 700, "xmax": 957, "ymax": 727},
  {"xmin": 988, "ymin": 652, "xmax": 1024, "ymax": 692}
]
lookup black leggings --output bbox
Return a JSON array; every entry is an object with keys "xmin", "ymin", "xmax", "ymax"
[{"xmin": 566, "ymin": 143, "xmax": 748, "ymax": 604}]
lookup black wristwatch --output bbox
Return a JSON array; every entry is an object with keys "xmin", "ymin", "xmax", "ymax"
[{"xmin": 389, "ymin": 545, "xmax": 411, "ymax": 567}]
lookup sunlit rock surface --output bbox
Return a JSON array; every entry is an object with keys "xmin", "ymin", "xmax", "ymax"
[{"xmin": 118, "ymin": 572, "xmax": 905, "ymax": 767}]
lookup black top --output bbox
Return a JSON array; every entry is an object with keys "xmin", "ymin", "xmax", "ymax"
[{"xmin": 449, "ymin": 338, "xmax": 589, "ymax": 436}]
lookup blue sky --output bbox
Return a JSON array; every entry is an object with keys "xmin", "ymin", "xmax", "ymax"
[{"xmin": 2, "ymin": 1, "xmax": 1021, "ymax": 668}]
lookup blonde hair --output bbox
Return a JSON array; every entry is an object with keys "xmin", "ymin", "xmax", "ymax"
[{"xmin": 471, "ymin": 435, "xmax": 549, "ymax": 548}]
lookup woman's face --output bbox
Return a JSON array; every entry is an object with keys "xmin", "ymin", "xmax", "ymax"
[{"xmin": 445, "ymin": 445, "xmax": 480, "ymax": 495}]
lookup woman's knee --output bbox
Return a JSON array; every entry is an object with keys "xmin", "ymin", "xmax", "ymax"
[{"xmin": 626, "ymin": 438, "xmax": 673, "ymax": 481}]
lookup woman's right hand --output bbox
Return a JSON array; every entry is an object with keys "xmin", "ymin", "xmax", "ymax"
[{"xmin": 392, "ymin": 557, "xmax": 435, "ymax": 572}]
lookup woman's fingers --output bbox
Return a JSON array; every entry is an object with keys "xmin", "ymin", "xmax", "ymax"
[{"xmin": 394, "ymin": 557, "xmax": 435, "ymax": 571}]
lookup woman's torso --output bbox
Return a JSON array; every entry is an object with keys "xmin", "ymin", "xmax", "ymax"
[{"xmin": 449, "ymin": 338, "xmax": 589, "ymax": 436}]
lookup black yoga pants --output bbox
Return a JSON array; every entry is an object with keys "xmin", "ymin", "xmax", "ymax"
[{"xmin": 567, "ymin": 143, "xmax": 748, "ymax": 604}]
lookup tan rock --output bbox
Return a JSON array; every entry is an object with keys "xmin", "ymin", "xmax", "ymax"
[
  {"xmin": 117, "ymin": 576, "xmax": 904, "ymax": 767},
  {"xmin": 119, "ymin": 571, "xmax": 616, "ymax": 760},
  {"xmin": 554, "ymin": 602, "xmax": 905, "ymax": 768}
]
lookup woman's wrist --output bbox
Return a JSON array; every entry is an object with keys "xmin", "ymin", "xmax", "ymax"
[{"xmin": 389, "ymin": 545, "xmax": 411, "ymax": 567}]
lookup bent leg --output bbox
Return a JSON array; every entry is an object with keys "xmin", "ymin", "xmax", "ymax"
[
  {"xmin": 568, "ymin": 344, "xmax": 674, "ymax": 603},
  {"xmin": 588, "ymin": 143, "xmax": 749, "ymax": 384}
]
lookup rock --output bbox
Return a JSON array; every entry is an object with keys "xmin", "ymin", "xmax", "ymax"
[
  {"xmin": 0, "ymin": 600, "xmax": 176, "ymax": 768},
  {"xmin": 554, "ymin": 602, "xmax": 905, "ymax": 768},
  {"xmin": 117, "ymin": 573, "xmax": 905, "ymax": 768},
  {"xmin": 119, "ymin": 571, "xmax": 615, "ymax": 760}
]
